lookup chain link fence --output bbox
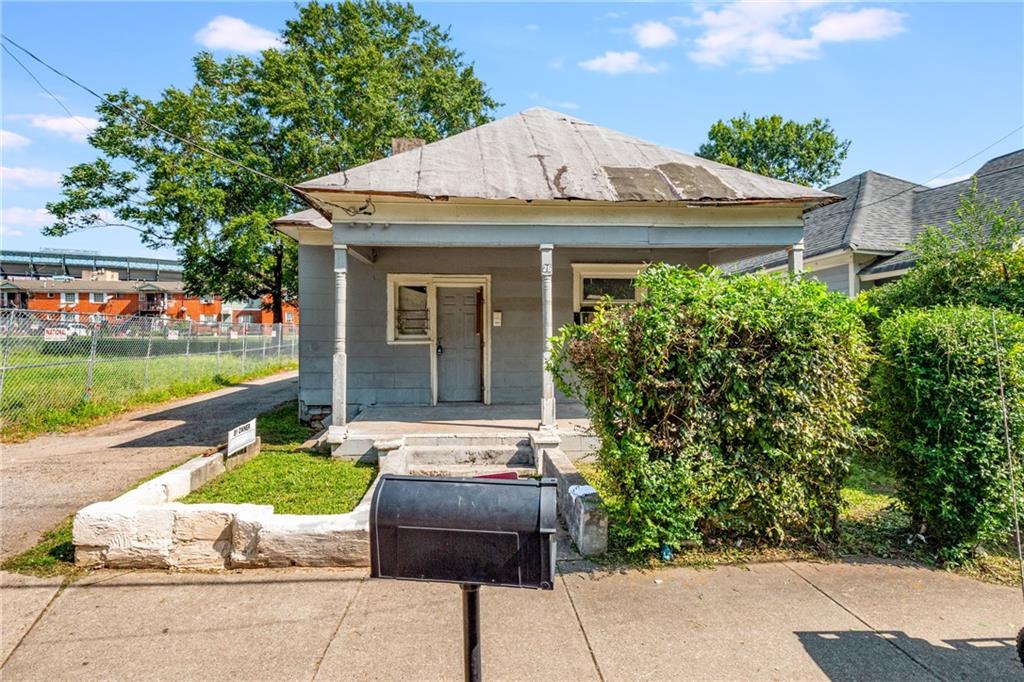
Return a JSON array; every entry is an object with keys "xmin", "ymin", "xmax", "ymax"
[{"xmin": 0, "ymin": 309, "xmax": 297, "ymax": 436}]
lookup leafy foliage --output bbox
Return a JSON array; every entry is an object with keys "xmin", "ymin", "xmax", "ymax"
[
  {"xmin": 873, "ymin": 306, "xmax": 1024, "ymax": 563},
  {"xmin": 696, "ymin": 113, "xmax": 850, "ymax": 187},
  {"xmin": 863, "ymin": 184, "xmax": 1024, "ymax": 327},
  {"xmin": 550, "ymin": 264, "xmax": 871, "ymax": 554},
  {"xmin": 46, "ymin": 1, "xmax": 497, "ymax": 321}
]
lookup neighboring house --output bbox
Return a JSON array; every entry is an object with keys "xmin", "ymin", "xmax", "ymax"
[
  {"xmin": 722, "ymin": 149, "xmax": 1024, "ymax": 294},
  {"xmin": 0, "ymin": 249, "xmax": 182, "ymax": 281},
  {"xmin": 222, "ymin": 295, "xmax": 299, "ymax": 325},
  {"xmin": 272, "ymin": 107, "xmax": 838, "ymax": 439},
  {"xmin": 0, "ymin": 269, "xmax": 222, "ymax": 323}
]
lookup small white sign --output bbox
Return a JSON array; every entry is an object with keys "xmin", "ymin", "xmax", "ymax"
[
  {"xmin": 166, "ymin": 330, "xmax": 179, "ymax": 340},
  {"xmin": 229, "ymin": 330, "xmax": 239, "ymax": 339},
  {"xmin": 227, "ymin": 418, "xmax": 257, "ymax": 456},
  {"xmin": 44, "ymin": 328, "xmax": 68, "ymax": 342}
]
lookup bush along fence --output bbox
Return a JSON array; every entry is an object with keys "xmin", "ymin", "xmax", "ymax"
[
  {"xmin": 550, "ymin": 264, "xmax": 871, "ymax": 556},
  {"xmin": 0, "ymin": 309, "xmax": 297, "ymax": 436}
]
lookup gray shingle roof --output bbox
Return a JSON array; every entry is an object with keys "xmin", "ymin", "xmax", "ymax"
[{"xmin": 294, "ymin": 107, "xmax": 838, "ymax": 206}]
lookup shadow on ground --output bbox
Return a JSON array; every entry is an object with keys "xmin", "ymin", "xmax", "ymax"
[
  {"xmin": 111, "ymin": 375, "xmax": 297, "ymax": 449},
  {"xmin": 797, "ymin": 630, "xmax": 1021, "ymax": 681}
]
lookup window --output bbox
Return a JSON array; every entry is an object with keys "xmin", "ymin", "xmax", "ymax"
[
  {"xmin": 61, "ymin": 292, "xmax": 77, "ymax": 305},
  {"xmin": 90, "ymin": 292, "xmax": 109, "ymax": 304},
  {"xmin": 285, "ymin": 312, "xmax": 294, "ymax": 323},
  {"xmin": 572, "ymin": 264, "xmax": 645, "ymax": 323},
  {"xmin": 387, "ymin": 276, "xmax": 431, "ymax": 342},
  {"xmin": 200, "ymin": 295, "xmax": 214, "ymax": 304}
]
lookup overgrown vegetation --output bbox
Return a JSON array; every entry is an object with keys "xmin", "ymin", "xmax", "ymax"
[
  {"xmin": 551, "ymin": 264, "xmax": 871, "ymax": 555},
  {"xmin": 872, "ymin": 306, "xmax": 1024, "ymax": 563},
  {"xmin": 182, "ymin": 403, "xmax": 374, "ymax": 514}
]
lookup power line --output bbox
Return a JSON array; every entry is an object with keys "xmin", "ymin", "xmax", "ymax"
[{"xmin": 1, "ymin": 43, "xmax": 96, "ymax": 139}]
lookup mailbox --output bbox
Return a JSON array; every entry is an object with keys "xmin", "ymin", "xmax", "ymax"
[{"xmin": 370, "ymin": 474, "xmax": 558, "ymax": 590}]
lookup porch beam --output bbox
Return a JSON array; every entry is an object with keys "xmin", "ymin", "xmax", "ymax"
[
  {"xmin": 332, "ymin": 223, "xmax": 804, "ymax": 249},
  {"xmin": 540, "ymin": 244, "xmax": 556, "ymax": 429},
  {"xmin": 787, "ymin": 240, "xmax": 805, "ymax": 275},
  {"xmin": 331, "ymin": 244, "xmax": 348, "ymax": 437}
]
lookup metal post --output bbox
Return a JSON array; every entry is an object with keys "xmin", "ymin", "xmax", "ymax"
[
  {"xmin": 241, "ymin": 323, "xmax": 248, "ymax": 373},
  {"xmin": 215, "ymin": 322, "xmax": 222, "ymax": 374},
  {"xmin": 85, "ymin": 323, "xmax": 99, "ymax": 401},
  {"xmin": 184, "ymin": 321, "xmax": 192, "ymax": 379},
  {"xmin": 0, "ymin": 311, "xmax": 12, "ymax": 409},
  {"xmin": 261, "ymin": 323, "xmax": 268, "ymax": 360},
  {"xmin": 143, "ymin": 318, "xmax": 154, "ymax": 389},
  {"xmin": 461, "ymin": 585, "xmax": 481, "ymax": 682},
  {"xmin": 276, "ymin": 322, "xmax": 283, "ymax": 359}
]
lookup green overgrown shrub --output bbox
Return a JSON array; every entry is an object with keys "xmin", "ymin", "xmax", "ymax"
[
  {"xmin": 550, "ymin": 264, "xmax": 871, "ymax": 555},
  {"xmin": 873, "ymin": 305, "xmax": 1024, "ymax": 563}
]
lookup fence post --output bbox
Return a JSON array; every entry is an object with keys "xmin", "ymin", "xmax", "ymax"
[
  {"xmin": 261, "ymin": 324, "xmax": 268, "ymax": 361},
  {"xmin": 241, "ymin": 323, "xmax": 248, "ymax": 373},
  {"xmin": 276, "ymin": 322, "xmax": 283, "ymax": 359},
  {"xmin": 216, "ymin": 322, "xmax": 222, "ymax": 374},
  {"xmin": 184, "ymin": 321, "xmax": 192, "ymax": 380},
  {"xmin": 85, "ymin": 323, "xmax": 99, "ymax": 401},
  {"xmin": 0, "ymin": 311, "xmax": 12, "ymax": 410},
  {"xmin": 143, "ymin": 318, "xmax": 154, "ymax": 389}
]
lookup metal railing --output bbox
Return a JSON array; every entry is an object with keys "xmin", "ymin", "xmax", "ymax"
[{"xmin": 0, "ymin": 309, "xmax": 298, "ymax": 435}]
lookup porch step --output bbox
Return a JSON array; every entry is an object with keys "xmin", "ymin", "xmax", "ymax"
[
  {"xmin": 400, "ymin": 433, "xmax": 533, "ymax": 448},
  {"xmin": 406, "ymin": 463, "xmax": 537, "ymax": 478},
  {"xmin": 401, "ymin": 444, "xmax": 533, "ymax": 466}
]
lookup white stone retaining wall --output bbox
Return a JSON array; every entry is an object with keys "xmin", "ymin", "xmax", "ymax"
[{"xmin": 541, "ymin": 447, "xmax": 609, "ymax": 556}]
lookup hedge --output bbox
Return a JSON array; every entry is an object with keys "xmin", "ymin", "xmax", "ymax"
[
  {"xmin": 550, "ymin": 264, "xmax": 871, "ymax": 554},
  {"xmin": 873, "ymin": 305, "xmax": 1024, "ymax": 562}
]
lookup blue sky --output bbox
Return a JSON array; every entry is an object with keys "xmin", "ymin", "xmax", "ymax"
[{"xmin": 2, "ymin": 1, "xmax": 1022, "ymax": 259}]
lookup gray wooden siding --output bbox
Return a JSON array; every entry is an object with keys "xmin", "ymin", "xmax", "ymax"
[
  {"xmin": 807, "ymin": 264, "xmax": 850, "ymax": 296},
  {"xmin": 299, "ymin": 246, "xmax": 709, "ymax": 418}
]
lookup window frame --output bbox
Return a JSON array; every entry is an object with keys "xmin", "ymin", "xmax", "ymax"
[
  {"xmin": 61, "ymin": 292, "xmax": 77, "ymax": 305},
  {"xmin": 90, "ymin": 292, "xmax": 109, "ymax": 304},
  {"xmin": 571, "ymin": 263, "xmax": 647, "ymax": 314},
  {"xmin": 386, "ymin": 274, "xmax": 434, "ymax": 345}
]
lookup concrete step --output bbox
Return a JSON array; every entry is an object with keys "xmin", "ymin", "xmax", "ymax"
[
  {"xmin": 402, "ymin": 444, "xmax": 533, "ymax": 466},
  {"xmin": 405, "ymin": 463, "xmax": 538, "ymax": 478},
  {"xmin": 400, "ymin": 433, "xmax": 533, "ymax": 448}
]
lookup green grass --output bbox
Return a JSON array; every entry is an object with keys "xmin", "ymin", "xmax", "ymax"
[
  {"xmin": 1, "ymin": 357, "xmax": 297, "ymax": 442},
  {"xmin": 577, "ymin": 455, "xmax": 1021, "ymax": 586},
  {"xmin": 181, "ymin": 403, "xmax": 376, "ymax": 514},
  {"xmin": 0, "ymin": 516, "xmax": 79, "ymax": 578}
]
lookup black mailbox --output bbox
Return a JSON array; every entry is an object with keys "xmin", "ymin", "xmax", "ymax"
[{"xmin": 370, "ymin": 474, "xmax": 558, "ymax": 590}]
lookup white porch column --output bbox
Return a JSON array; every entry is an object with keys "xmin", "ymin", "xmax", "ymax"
[
  {"xmin": 540, "ymin": 244, "xmax": 556, "ymax": 429},
  {"xmin": 331, "ymin": 244, "xmax": 348, "ymax": 437},
  {"xmin": 787, "ymin": 239, "xmax": 805, "ymax": 275}
]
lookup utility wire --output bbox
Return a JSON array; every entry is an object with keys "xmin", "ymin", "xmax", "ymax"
[{"xmin": 1, "ymin": 43, "xmax": 96, "ymax": 139}]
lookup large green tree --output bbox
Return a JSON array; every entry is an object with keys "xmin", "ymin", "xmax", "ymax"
[
  {"xmin": 46, "ymin": 1, "xmax": 497, "ymax": 322},
  {"xmin": 696, "ymin": 113, "xmax": 850, "ymax": 188}
]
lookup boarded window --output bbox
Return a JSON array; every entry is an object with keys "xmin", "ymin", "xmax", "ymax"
[{"xmin": 395, "ymin": 284, "xmax": 429, "ymax": 339}]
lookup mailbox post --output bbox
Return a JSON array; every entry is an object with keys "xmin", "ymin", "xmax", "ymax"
[{"xmin": 370, "ymin": 474, "xmax": 558, "ymax": 681}]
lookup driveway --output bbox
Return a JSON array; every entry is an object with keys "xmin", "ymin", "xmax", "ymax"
[
  {"xmin": 0, "ymin": 371, "xmax": 298, "ymax": 560},
  {"xmin": 1, "ymin": 559, "xmax": 1019, "ymax": 680}
]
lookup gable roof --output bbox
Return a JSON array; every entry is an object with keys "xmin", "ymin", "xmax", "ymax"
[
  {"xmin": 293, "ymin": 107, "xmax": 838, "ymax": 206},
  {"xmin": 725, "ymin": 148, "xmax": 1024, "ymax": 274}
]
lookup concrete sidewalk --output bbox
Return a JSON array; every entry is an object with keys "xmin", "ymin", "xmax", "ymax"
[
  {"xmin": 0, "ymin": 371, "xmax": 298, "ymax": 560},
  {"xmin": 2, "ymin": 559, "xmax": 1019, "ymax": 681}
]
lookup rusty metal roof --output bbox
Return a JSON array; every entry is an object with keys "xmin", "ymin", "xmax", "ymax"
[{"xmin": 295, "ymin": 107, "xmax": 839, "ymax": 206}]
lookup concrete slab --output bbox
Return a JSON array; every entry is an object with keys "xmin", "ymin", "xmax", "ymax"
[
  {"xmin": 348, "ymin": 403, "xmax": 592, "ymax": 437},
  {"xmin": 563, "ymin": 562, "xmax": 932, "ymax": 681},
  {"xmin": 0, "ymin": 571, "xmax": 62, "ymax": 664},
  {"xmin": 316, "ymin": 576, "xmax": 599, "ymax": 681},
  {"xmin": 0, "ymin": 568, "xmax": 364, "ymax": 681},
  {"xmin": 787, "ymin": 560, "xmax": 1022, "ymax": 680}
]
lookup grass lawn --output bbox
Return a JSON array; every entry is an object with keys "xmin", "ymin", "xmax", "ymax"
[
  {"xmin": 1, "ymin": 356, "xmax": 297, "ymax": 442},
  {"xmin": 578, "ymin": 455, "xmax": 1021, "ymax": 586},
  {"xmin": 181, "ymin": 403, "xmax": 376, "ymax": 514},
  {"xmin": 0, "ymin": 516, "xmax": 78, "ymax": 578}
]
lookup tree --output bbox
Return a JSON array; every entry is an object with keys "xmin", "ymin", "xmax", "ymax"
[
  {"xmin": 863, "ymin": 183, "xmax": 1024, "ymax": 324},
  {"xmin": 45, "ymin": 1, "xmax": 497, "ymax": 322},
  {"xmin": 696, "ymin": 113, "xmax": 850, "ymax": 187}
]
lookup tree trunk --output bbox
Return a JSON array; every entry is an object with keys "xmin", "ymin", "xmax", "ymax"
[{"xmin": 271, "ymin": 242, "xmax": 285, "ymax": 324}]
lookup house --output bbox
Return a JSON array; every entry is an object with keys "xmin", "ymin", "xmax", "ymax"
[
  {"xmin": 722, "ymin": 149, "xmax": 1024, "ymax": 293},
  {"xmin": 222, "ymin": 295, "xmax": 299, "ymax": 325},
  {"xmin": 0, "ymin": 269, "xmax": 222, "ymax": 323},
  {"xmin": 273, "ymin": 107, "xmax": 838, "ymax": 452}
]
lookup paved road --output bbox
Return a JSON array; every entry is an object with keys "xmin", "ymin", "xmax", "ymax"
[
  {"xmin": 1, "ymin": 560, "xmax": 1019, "ymax": 680},
  {"xmin": 0, "ymin": 371, "xmax": 298, "ymax": 560}
]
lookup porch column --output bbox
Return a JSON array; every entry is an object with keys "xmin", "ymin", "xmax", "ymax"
[
  {"xmin": 540, "ymin": 244, "xmax": 556, "ymax": 429},
  {"xmin": 787, "ymin": 239, "xmax": 805, "ymax": 275},
  {"xmin": 332, "ymin": 244, "xmax": 348, "ymax": 436}
]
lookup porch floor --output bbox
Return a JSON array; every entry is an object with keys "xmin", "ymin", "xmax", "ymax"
[{"xmin": 348, "ymin": 402, "xmax": 592, "ymax": 437}]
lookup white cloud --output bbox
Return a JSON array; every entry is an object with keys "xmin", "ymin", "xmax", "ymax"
[
  {"xmin": 9, "ymin": 114, "xmax": 98, "ymax": 143},
  {"xmin": 925, "ymin": 172, "xmax": 972, "ymax": 188},
  {"xmin": 578, "ymin": 51, "xmax": 664, "ymax": 75},
  {"xmin": 0, "ymin": 129, "xmax": 31, "ymax": 150},
  {"xmin": 686, "ymin": 1, "xmax": 907, "ymax": 70},
  {"xmin": 0, "ymin": 207, "xmax": 53, "ymax": 237},
  {"xmin": 195, "ymin": 16, "xmax": 282, "ymax": 53},
  {"xmin": 1, "ymin": 166, "xmax": 63, "ymax": 188},
  {"xmin": 525, "ymin": 24, "xmax": 540, "ymax": 31},
  {"xmin": 632, "ymin": 21, "xmax": 678, "ymax": 48}
]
